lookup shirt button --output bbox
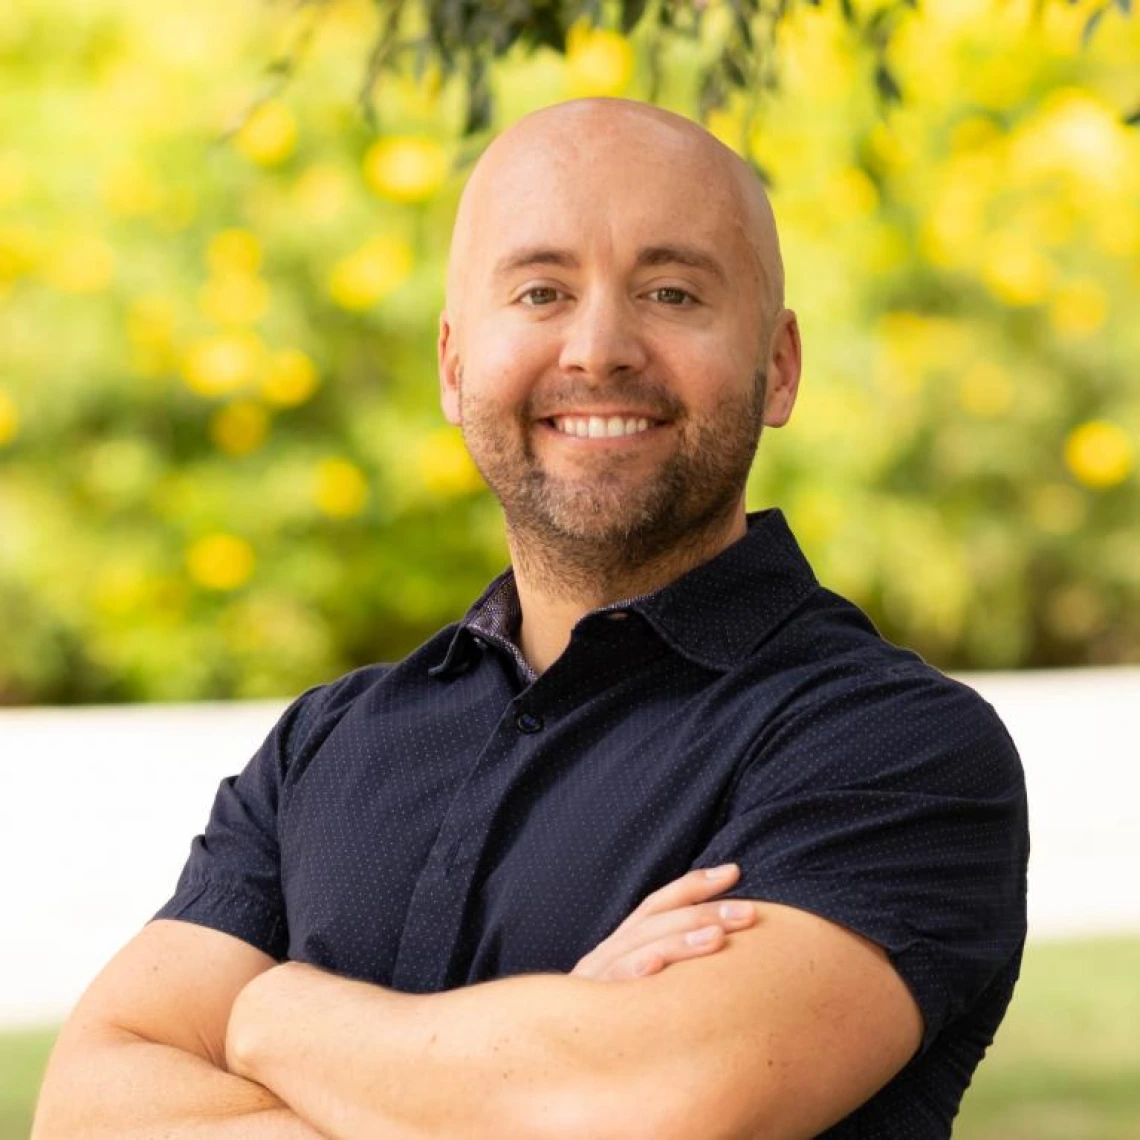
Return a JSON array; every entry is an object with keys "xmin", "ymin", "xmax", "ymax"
[{"xmin": 516, "ymin": 711, "xmax": 544, "ymax": 734}]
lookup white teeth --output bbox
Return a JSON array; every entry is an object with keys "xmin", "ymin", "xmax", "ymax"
[{"xmin": 552, "ymin": 415, "xmax": 653, "ymax": 438}]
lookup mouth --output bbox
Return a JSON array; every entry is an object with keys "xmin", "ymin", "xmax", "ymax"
[{"xmin": 544, "ymin": 414, "xmax": 660, "ymax": 440}]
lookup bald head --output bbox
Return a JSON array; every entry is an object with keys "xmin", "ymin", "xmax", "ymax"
[{"xmin": 445, "ymin": 98, "xmax": 784, "ymax": 328}]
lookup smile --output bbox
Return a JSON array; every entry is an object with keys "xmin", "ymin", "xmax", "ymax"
[{"xmin": 548, "ymin": 415, "xmax": 655, "ymax": 439}]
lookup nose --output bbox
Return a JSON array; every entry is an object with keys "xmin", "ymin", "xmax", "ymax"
[{"xmin": 558, "ymin": 291, "xmax": 648, "ymax": 382}]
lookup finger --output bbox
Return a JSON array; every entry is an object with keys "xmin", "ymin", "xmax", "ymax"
[
  {"xmin": 573, "ymin": 899, "xmax": 759, "ymax": 980},
  {"xmin": 613, "ymin": 897, "xmax": 759, "ymax": 957},
  {"xmin": 620, "ymin": 863, "xmax": 741, "ymax": 928},
  {"xmin": 612, "ymin": 924, "xmax": 729, "ymax": 982}
]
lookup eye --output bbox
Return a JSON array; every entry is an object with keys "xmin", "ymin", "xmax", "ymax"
[
  {"xmin": 647, "ymin": 287, "xmax": 696, "ymax": 306},
  {"xmin": 518, "ymin": 286, "xmax": 564, "ymax": 306}
]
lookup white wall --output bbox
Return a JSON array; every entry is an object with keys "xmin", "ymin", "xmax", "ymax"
[{"xmin": 1, "ymin": 668, "xmax": 1137, "ymax": 1028}]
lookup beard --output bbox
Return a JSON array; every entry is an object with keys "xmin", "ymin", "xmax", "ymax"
[{"xmin": 458, "ymin": 368, "xmax": 767, "ymax": 601}]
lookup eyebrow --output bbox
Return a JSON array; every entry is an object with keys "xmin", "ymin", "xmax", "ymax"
[
  {"xmin": 635, "ymin": 245, "xmax": 728, "ymax": 286},
  {"xmin": 492, "ymin": 244, "xmax": 728, "ymax": 286},
  {"xmin": 493, "ymin": 247, "xmax": 579, "ymax": 278}
]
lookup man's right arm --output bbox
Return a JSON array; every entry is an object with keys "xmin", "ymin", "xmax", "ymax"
[{"xmin": 31, "ymin": 919, "xmax": 323, "ymax": 1140}]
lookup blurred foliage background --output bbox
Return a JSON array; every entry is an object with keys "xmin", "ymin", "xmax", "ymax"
[{"xmin": 0, "ymin": 0, "xmax": 1138, "ymax": 705}]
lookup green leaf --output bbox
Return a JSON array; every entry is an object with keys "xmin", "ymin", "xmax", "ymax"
[
  {"xmin": 620, "ymin": 0, "xmax": 650, "ymax": 35},
  {"xmin": 727, "ymin": 0, "xmax": 756, "ymax": 51},
  {"xmin": 464, "ymin": 56, "xmax": 492, "ymax": 134},
  {"xmin": 721, "ymin": 49, "xmax": 748, "ymax": 88},
  {"xmin": 874, "ymin": 61, "xmax": 903, "ymax": 103},
  {"xmin": 1082, "ymin": 4, "xmax": 1109, "ymax": 45}
]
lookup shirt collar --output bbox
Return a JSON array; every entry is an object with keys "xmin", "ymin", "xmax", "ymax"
[{"xmin": 431, "ymin": 509, "xmax": 817, "ymax": 678}]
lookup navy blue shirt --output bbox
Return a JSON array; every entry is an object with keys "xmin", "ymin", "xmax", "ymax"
[{"xmin": 157, "ymin": 509, "xmax": 1028, "ymax": 1137}]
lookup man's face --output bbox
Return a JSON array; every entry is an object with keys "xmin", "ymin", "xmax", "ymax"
[{"xmin": 440, "ymin": 107, "xmax": 790, "ymax": 558}]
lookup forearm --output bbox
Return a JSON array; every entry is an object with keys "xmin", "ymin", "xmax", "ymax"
[
  {"xmin": 228, "ymin": 963, "xmax": 674, "ymax": 1140},
  {"xmin": 33, "ymin": 1025, "xmax": 324, "ymax": 1140}
]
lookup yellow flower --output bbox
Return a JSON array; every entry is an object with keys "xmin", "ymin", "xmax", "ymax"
[
  {"xmin": 210, "ymin": 400, "xmax": 269, "ymax": 456},
  {"xmin": 919, "ymin": 178, "xmax": 986, "ymax": 270},
  {"xmin": 182, "ymin": 332, "xmax": 263, "ymax": 397},
  {"xmin": 207, "ymin": 229, "xmax": 263, "ymax": 275},
  {"xmin": 825, "ymin": 167, "xmax": 879, "ymax": 222},
  {"xmin": 328, "ymin": 235, "xmax": 414, "ymax": 311},
  {"xmin": 45, "ymin": 235, "xmax": 116, "ymax": 293},
  {"xmin": 777, "ymin": 2, "xmax": 855, "ymax": 100},
  {"xmin": 1049, "ymin": 279, "xmax": 1109, "ymax": 338},
  {"xmin": 1064, "ymin": 421, "xmax": 1134, "ymax": 490},
  {"xmin": 1008, "ymin": 89, "xmax": 1131, "ymax": 196},
  {"xmin": 956, "ymin": 361, "xmax": 1014, "ymax": 419},
  {"xmin": 980, "ymin": 234, "xmax": 1055, "ymax": 306},
  {"xmin": 198, "ymin": 273, "xmax": 270, "ymax": 326},
  {"xmin": 234, "ymin": 100, "xmax": 297, "ymax": 166},
  {"xmin": 416, "ymin": 429, "xmax": 484, "ymax": 497},
  {"xmin": 967, "ymin": 53, "xmax": 1028, "ymax": 112},
  {"xmin": 949, "ymin": 116, "xmax": 1003, "ymax": 155},
  {"xmin": 187, "ymin": 533, "xmax": 256, "ymax": 591},
  {"xmin": 566, "ymin": 24, "xmax": 634, "ymax": 97},
  {"xmin": 0, "ymin": 389, "xmax": 18, "ymax": 446},
  {"xmin": 314, "ymin": 458, "xmax": 369, "ymax": 517},
  {"xmin": 261, "ymin": 348, "xmax": 319, "ymax": 407},
  {"xmin": 294, "ymin": 163, "xmax": 352, "ymax": 222},
  {"xmin": 363, "ymin": 137, "xmax": 449, "ymax": 204}
]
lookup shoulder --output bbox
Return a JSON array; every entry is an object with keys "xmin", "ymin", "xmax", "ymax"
[
  {"xmin": 273, "ymin": 663, "xmax": 392, "ymax": 759},
  {"xmin": 269, "ymin": 624, "xmax": 463, "ymax": 774},
  {"xmin": 750, "ymin": 585, "xmax": 1024, "ymax": 798}
]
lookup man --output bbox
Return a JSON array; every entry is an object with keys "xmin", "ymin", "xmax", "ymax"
[{"xmin": 34, "ymin": 98, "xmax": 1028, "ymax": 1139}]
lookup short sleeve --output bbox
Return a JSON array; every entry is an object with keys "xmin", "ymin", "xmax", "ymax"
[
  {"xmin": 694, "ymin": 664, "xmax": 1029, "ymax": 1053},
  {"xmin": 152, "ymin": 682, "xmax": 338, "ymax": 958}
]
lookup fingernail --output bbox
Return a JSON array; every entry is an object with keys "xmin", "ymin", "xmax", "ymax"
[
  {"xmin": 719, "ymin": 901, "xmax": 754, "ymax": 921},
  {"xmin": 704, "ymin": 863, "xmax": 737, "ymax": 879},
  {"xmin": 686, "ymin": 925, "xmax": 720, "ymax": 946}
]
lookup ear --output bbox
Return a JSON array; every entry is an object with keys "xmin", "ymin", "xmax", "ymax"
[
  {"xmin": 762, "ymin": 309, "xmax": 802, "ymax": 428},
  {"xmin": 438, "ymin": 310, "xmax": 462, "ymax": 426}
]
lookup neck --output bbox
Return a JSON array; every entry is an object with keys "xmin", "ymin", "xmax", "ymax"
[{"xmin": 508, "ymin": 506, "xmax": 748, "ymax": 674}]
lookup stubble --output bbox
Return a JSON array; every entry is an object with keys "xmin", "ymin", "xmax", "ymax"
[{"xmin": 459, "ymin": 369, "xmax": 768, "ymax": 602}]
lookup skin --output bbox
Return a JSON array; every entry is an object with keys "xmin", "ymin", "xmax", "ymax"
[
  {"xmin": 438, "ymin": 98, "xmax": 802, "ymax": 672},
  {"xmin": 32, "ymin": 867, "xmax": 753, "ymax": 1139}
]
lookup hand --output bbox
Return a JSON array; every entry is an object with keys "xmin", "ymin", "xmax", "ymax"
[{"xmin": 571, "ymin": 863, "xmax": 758, "ymax": 982}]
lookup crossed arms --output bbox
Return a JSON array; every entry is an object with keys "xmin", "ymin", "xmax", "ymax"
[{"xmin": 32, "ymin": 865, "xmax": 922, "ymax": 1140}]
